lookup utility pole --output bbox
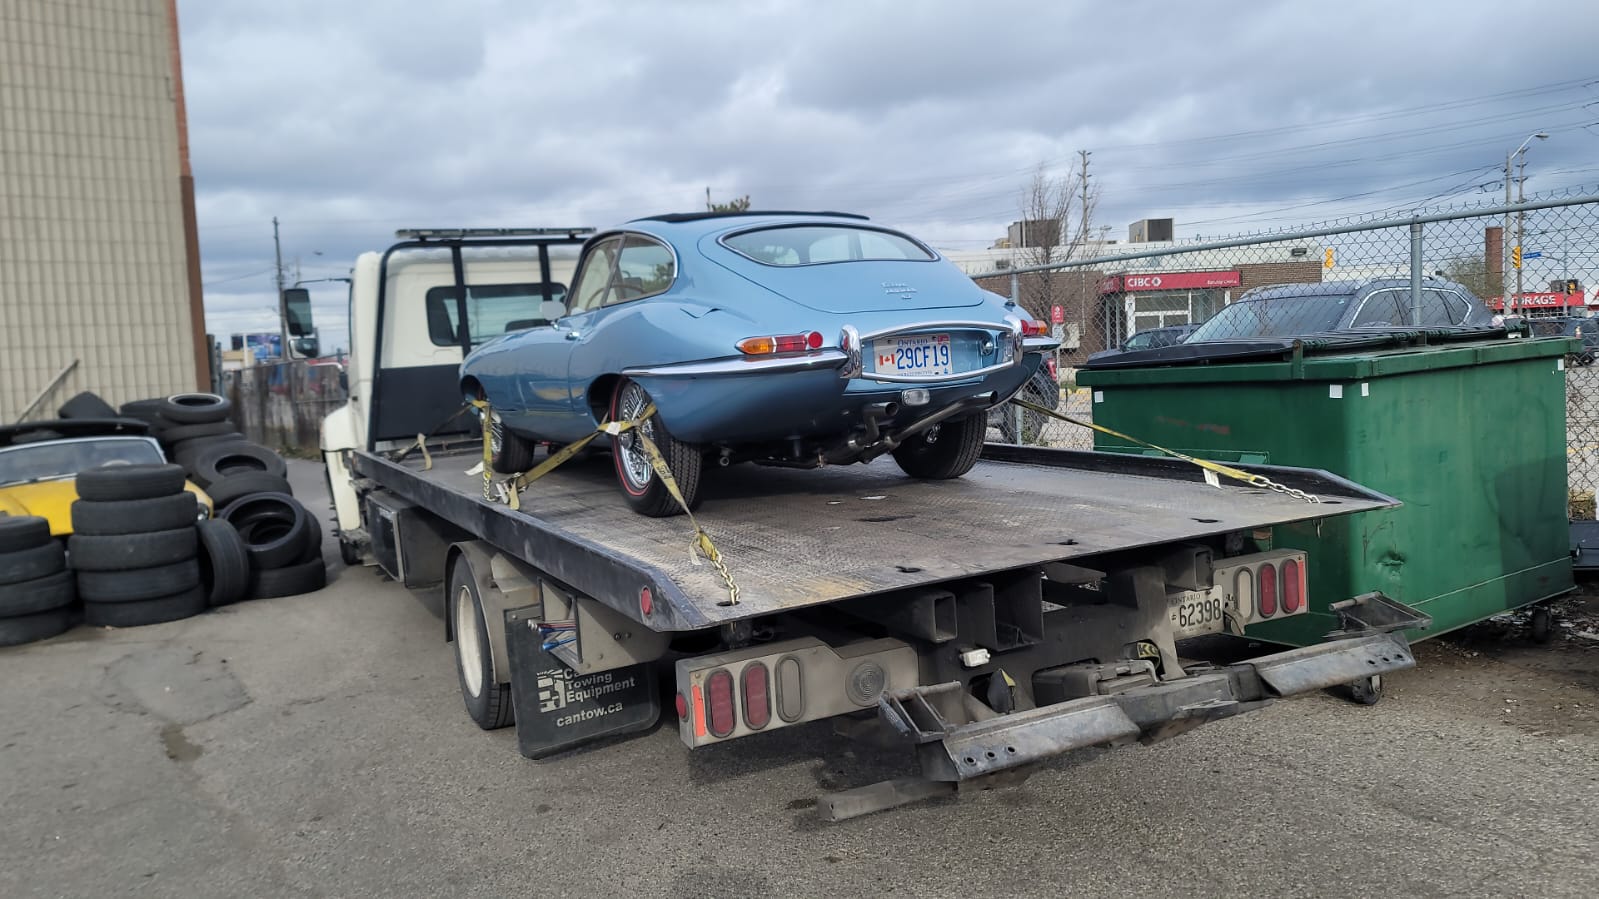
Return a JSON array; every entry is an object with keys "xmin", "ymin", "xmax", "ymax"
[
  {"xmin": 1515, "ymin": 153, "xmax": 1527, "ymax": 309},
  {"xmin": 273, "ymin": 216, "xmax": 286, "ymax": 300},
  {"xmin": 1076, "ymin": 149, "xmax": 1092, "ymax": 345}
]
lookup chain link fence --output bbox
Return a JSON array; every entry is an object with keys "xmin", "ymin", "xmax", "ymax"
[{"xmin": 970, "ymin": 190, "xmax": 1599, "ymax": 518}]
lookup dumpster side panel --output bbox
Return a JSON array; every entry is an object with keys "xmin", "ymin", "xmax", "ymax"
[{"xmin": 1085, "ymin": 343, "xmax": 1573, "ymax": 645}]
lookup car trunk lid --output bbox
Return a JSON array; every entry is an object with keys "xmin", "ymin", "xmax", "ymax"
[{"xmin": 702, "ymin": 240, "xmax": 989, "ymax": 314}]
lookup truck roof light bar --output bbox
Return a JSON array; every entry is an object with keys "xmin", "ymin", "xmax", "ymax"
[{"xmin": 394, "ymin": 227, "xmax": 596, "ymax": 240}]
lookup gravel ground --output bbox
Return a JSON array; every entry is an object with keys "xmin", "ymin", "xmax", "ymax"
[{"xmin": 2, "ymin": 461, "xmax": 1597, "ymax": 898}]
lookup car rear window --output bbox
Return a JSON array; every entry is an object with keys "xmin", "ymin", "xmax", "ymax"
[{"xmin": 722, "ymin": 225, "xmax": 934, "ymax": 266}]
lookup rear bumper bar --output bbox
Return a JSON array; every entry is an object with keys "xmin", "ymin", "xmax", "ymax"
[{"xmin": 877, "ymin": 630, "xmax": 1417, "ymax": 784}]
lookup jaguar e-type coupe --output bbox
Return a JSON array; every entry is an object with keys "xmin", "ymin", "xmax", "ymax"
[{"xmin": 459, "ymin": 211, "xmax": 1057, "ymax": 516}]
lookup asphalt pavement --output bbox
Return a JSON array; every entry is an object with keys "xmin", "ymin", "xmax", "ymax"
[{"xmin": 2, "ymin": 460, "xmax": 1597, "ymax": 898}]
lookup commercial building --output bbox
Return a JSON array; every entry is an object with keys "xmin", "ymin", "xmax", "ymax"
[{"xmin": 0, "ymin": 0, "xmax": 205, "ymax": 420}]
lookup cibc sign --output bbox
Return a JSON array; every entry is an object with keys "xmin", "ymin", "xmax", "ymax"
[{"xmin": 1099, "ymin": 271, "xmax": 1242, "ymax": 293}]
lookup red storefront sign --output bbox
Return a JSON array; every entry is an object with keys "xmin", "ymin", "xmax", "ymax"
[
  {"xmin": 1488, "ymin": 292, "xmax": 1589, "ymax": 311},
  {"xmin": 1098, "ymin": 271, "xmax": 1242, "ymax": 293}
]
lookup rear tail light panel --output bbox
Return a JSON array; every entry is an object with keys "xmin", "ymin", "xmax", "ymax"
[{"xmin": 1211, "ymin": 550, "xmax": 1310, "ymax": 628}]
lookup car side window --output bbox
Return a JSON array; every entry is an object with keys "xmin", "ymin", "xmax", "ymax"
[
  {"xmin": 1351, "ymin": 290, "xmax": 1406, "ymax": 327},
  {"xmin": 610, "ymin": 235, "xmax": 674, "ymax": 304},
  {"xmin": 570, "ymin": 236, "xmax": 623, "ymax": 313},
  {"xmin": 1425, "ymin": 289, "xmax": 1468, "ymax": 325}
]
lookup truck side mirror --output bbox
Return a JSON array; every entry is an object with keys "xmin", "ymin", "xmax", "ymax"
[
  {"xmin": 283, "ymin": 288, "xmax": 315, "ymax": 337},
  {"xmin": 292, "ymin": 336, "xmax": 320, "ymax": 358}
]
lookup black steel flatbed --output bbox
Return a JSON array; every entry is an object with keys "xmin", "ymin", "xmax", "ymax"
[{"xmin": 352, "ymin": 444, "xmax": 1395, "ymax": 631}]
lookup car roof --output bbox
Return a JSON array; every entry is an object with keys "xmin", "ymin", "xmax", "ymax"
[
  {"xmin": 1238, "ymin": 277, "xmax": 1479, "ymax": 303},
  {"xmin": 621, "ymin": 210, "xmax": 890, "ymax": 244}
]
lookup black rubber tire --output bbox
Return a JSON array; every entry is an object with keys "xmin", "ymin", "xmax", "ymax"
[
  {"xmin": 1342, "ymin": 674, "xmax": 1384, "ymax": 706},
  {"xmin": 994, "ymin": 402, "xmax": 1046, "ymax": 445},
  {"xmin": 0, "ymin": 607, "xmax": 76, "ymax": 647},
  {"xmin": 58, "ymin": 391, "xmax": 118, "ymax": 420},
  {"xmin": 248, "ymin": 557, "xmax": 327, "ymax": 599},
  {"xmin": 0, "ymin": 542, "xmax": 68, "ymax": 585},
  {"xmin": 294, "ymin": 514, "xmax": 324, "ymax": 565},
  {"xmin": 83, "ymin": 587, "xmax": 206, "ymax": 628},
  {"xmin": 77, "ymin": 559, "xmax": 201, "ymax": 603},
  {"xmin": 75, "ymin": 463, "xmax": 188, "ymax": 502},
  {"xmin": 609, "ymin": 379, "xmax": 703, "ymax": 517},
  {"xmin": 221, "ymin": 493, "xmax": 312, "ymax": 570},
  {"xmin": 191, "ymin": 442, "xmax": 288, "ymax": 487},
  {"xmin": 196, "ymin": 520, "xmax": 250, "ymax": 607},
  {"xmin": 161, "ymin": 393, "xmax": 234, "ymax": 425},
  {"xmin": 449, "ymin": 556, "xmax": 513, "ymax": 729},
  {"xmin": 67, "ymin": 528, "xmax": 198, "ymax": 571},
  {"xmin": 0, "ymin": 570, "xmax": 76, "ymax": 617},
  {"xmin": 205, "ymin": 472, "xmax": 295, "ymax": 509},
  {"xmin": 172, "ymin": 433, "xmax": 246, "ymax": 471},
  {"xmin": 0, "ymin": 516, "xmax": 52, "ymax": 553},
  {"xmin": 892, "ymin": 412, "xmax": 987, "ymax": 480},
  {"xmin": 70, "ymin": 493, "xmax": 199, "ymax": 536},
  {"xmin": 159, "ymin": 421, "xmax": 237, "ymax": 445}
]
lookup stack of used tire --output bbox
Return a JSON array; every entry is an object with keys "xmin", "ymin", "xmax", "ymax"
[
  {"xmin": 0, "ymin": 516, "xmax": 77, "ymax": 647},
  {"xmin": 220, "ymin": 493, "xmax": 327, "ymax": 599},
  {"xmin": 118, "ymin": 393, "xmax": 245, "ymax": 470}
]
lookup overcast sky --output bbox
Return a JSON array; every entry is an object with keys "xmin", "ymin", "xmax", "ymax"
[{"xmin": 179, "ymin": 0, "xmax": 1599, "ymax": 350}]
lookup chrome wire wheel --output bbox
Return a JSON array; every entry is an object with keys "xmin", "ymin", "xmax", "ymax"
[
  {"xmin": 616, "ymin": 381, "xmax": 655, "ymax": 492},
  {"xmin": 922, "ymin": 424, "xmax": 941, "ymax": 445}
]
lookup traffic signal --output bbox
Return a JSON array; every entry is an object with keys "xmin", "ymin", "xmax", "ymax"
[
  {"xmin": 1323, "ymin": 248, "xmax": 1334, "ymax": 269},
  {"xmin": 1512, "ymin": 246, "xmax": 1522, "ymax": 269},
  {"xmin": 1567, "ymin": 279, "xmax": 1581, "ymax": 295}
]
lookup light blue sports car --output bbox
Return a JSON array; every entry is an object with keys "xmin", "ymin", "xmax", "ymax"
[{"xmin": 459, "ymin": 211, "xmax": 1056, "ymax": 516}]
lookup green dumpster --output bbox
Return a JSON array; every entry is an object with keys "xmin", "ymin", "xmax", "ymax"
[{"xmin": 1077, "ymin": 335, "xmax": 1575, "ymax": 645}]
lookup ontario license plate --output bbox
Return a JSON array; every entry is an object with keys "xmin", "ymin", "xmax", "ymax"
[
  {"xmin": 1170, "ymin": 588, "xmax": 1227, "ymax": 639},
  {"xmin": 874, "ymin": 334, "xmax": 953, "ymax": 377}
]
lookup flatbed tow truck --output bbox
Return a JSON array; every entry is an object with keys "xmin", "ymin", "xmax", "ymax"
[{"xmin": 318, "ymin": 228, "xmax": 1427, "ymax": 819}]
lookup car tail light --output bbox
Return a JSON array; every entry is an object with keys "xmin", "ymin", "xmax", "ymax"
[
  {"xmin": 674, "ymin": 692, "xmax": 688, "ymax": 720},
  {"xmin": 1258, "ymin": 564, "xmax": 1278, "ymax": 617},
  {"xmin": 741, "ymin": 662, "xmax": 771, "ymax": 730},
  {"xmin": 1282, "ymin": 559, "xmax": 1304, "ymax": 613},
  {"xmin": 705, "ymin": 669, "xmax": 736, "ymax": 738},
  {"xmin": 1019, "ymin": 320, "xmax": 1050, "ymax": 336},
  {"xmin": 738, "ymin": 331, "xmax": 823, "ymax": 355},
  {"xmin": 1045, "ymin": 358, "xmax": 1058, "ymax": 380},
  {"xmin": 639, "ymin": 586, "xmax": 653, "ymax": 617}
]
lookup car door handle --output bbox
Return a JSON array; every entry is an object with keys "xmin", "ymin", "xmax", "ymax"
[{"xmin": 565, "ymin": 331, "xmax": 581, "ymax": 340}]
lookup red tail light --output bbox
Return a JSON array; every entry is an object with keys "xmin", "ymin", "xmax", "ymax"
[
  {"xmin": 674, "ymin": 692, "xmax": 688, "ymax": 720},
  {"xmin": 639, "ymin": 586, "xmax": 653, "ymax": 617},
  {"xmin": 1282, "ymin": 559, "xmax": 1304, "ymax": 613},
  {"xmin": 1258, "ymin": 564, "xmax": 1278, "ymax": 617},
  {"xmin": 705, "ymin": 669, "xmax": 736, "ymax": 738},
  {"xmin": 738, "ymin": 331, "xmax": 823, "ymax": 355},
  {"xmin": 1045, "ymin": 358, "xmax": 1058, "ymax": 380},
  {"xmin": 1020, "ymin": 320, "xmax": 1050, "ymax": 336},
  {"xmin": 741, "ymin": 662, "xmax": 771, "ymax": 730}
]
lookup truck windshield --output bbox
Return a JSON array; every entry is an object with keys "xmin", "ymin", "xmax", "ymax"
[
  {"xmin": 722, "ymin": 225, "xmax": 934, "ymax": 266},
  {"xmin": 0, "ymin": 437, "xmax": 163, "ymax": 486},
  {"xmin": 1189, "ymin": 294, "xmax": 1351, "ymax": 340}
]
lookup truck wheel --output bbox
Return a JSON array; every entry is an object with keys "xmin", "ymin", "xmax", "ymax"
[
  {"xmin": 610, "ymin": 379, "xmax": 703, "ymax": 517},
  {"xmin": 892, "ymin": 412, "xmax": 987, "ymax": 479},
  {"xmin": 1529, "ymin": 607, "xmax": 1554, "ymax": 644},
  {"xmin": 1342, "ymin": 674, "xmax": 1383, "ymax": 706},
  {"xmin": 450, "ymin": 557, "xmax": 513, "ymax": 730}
]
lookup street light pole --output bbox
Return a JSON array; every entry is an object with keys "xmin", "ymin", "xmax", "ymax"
[{"xmin": 1503, "ymin": 132, "xmax": 1549, "ymax": 315}]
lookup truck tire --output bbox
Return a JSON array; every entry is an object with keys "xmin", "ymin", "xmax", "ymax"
[
  {"xmin": 0, "ymin": 570, "xmax": 76, "ymax": 617},
  {"xmin": 0, "ymin": 542, "xmax": 67, "ymax": 585},
  {"xmin": 76, "ymin": 559, "xmax": 201, "ymax": 603},
  {"xmin": 75, "ymin": 463, "xmax": 187, "ymax": 502},
  {"xmin": 609, "ymin": 378, "xmax": 704, "ymax": 517},
  {"xmin": 205, "ymin": 472, "xmax": 295, "ymax": 509},
  {"xmin": 0, "ymin": 516, "xmax": 51, "ymax": 553},
  {"xmin": 57, "ymin": 391, "xmax": 118, "ymax": 420},
  {"xmin": 83, "ymin": 587, "xmax": 205, "ymax": 628},
  {"xmin": 70, "ymin": 493, "xmax": 199, "ymax": 536},
  {"xmin": 67, "ymin": 528, "xmax": 198, "ymax": 571},
  {"xmin": 159, "ymin": 421, "xmax": 237, "ymax": 445},
  {"xmin": 191, "ymin": 442, "xmax": 288, "ymax": 487},
  {"xmin": 892, "ymin": 412, "xmax": 987, "ymax": 480},
  {"xmin": 247, "ymin": 557, "xmax": 327, "ymax": 599},
  {"xmin": 161, "ymin": 393, "xmax": 233, "ymax": 425},
  {"xmin": 449, "ymin": 555, "xmax": 513, "ymax": 730},
  {"xmin": 221, "ymin": 493, "xmax": 311, "ymax": 570},
  {"xmin": 0, "ymin": 608, "xmax": 77, "ymax": 647},
  {"xmin": 196, "ymin": 520, "xmax": 250, "ymax": 607}
]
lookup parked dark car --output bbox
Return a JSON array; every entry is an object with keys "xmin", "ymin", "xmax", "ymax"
[
  {"xmin": 1528, "ymin": 315, "xmax": 1599, "ymax": 365},
  {"xmin": 1121, "ymin": 323, "xmax": 1198, "ymax": 351}
]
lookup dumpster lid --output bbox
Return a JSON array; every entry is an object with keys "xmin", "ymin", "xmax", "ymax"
[{"xmin": 1083, "ymin": 325, "xmax": 1506, "ymax": 370}]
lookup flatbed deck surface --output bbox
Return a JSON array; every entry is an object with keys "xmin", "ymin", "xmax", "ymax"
[{"xmin": 358, "ymin": 444, "xmax": 1392, "ymax": 628}]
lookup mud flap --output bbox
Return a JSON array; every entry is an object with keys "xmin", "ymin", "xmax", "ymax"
[{"xmin": 504, "ymin": 606, "xmax": 659, "ymax": 759}]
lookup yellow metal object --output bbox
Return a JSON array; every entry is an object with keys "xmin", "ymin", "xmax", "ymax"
[{"xmin": 0, "ymin": 478, "xmax": 211, "ymax": 536}]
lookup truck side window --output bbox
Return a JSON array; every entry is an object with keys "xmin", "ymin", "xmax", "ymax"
[{"xmin": 424, "ymin": 283, "xmax": 568, "ymax": 347}]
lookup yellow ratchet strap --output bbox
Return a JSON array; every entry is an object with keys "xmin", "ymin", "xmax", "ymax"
[{"xmin": 1010, "ymin": 397, "xmax": 1321, "ymax": 504}]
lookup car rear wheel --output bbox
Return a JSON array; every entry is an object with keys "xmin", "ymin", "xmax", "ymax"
[
  {"xmin": 892, "ymin": 412, "xmax": 986, "ymax": 480},
  {"xmin": 610, "ymin": 379, "xmax": 703, "ymax": 517},
  {"xmin": 476, "ymin": 390, "xmax": 535, "ymax": 474}
]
